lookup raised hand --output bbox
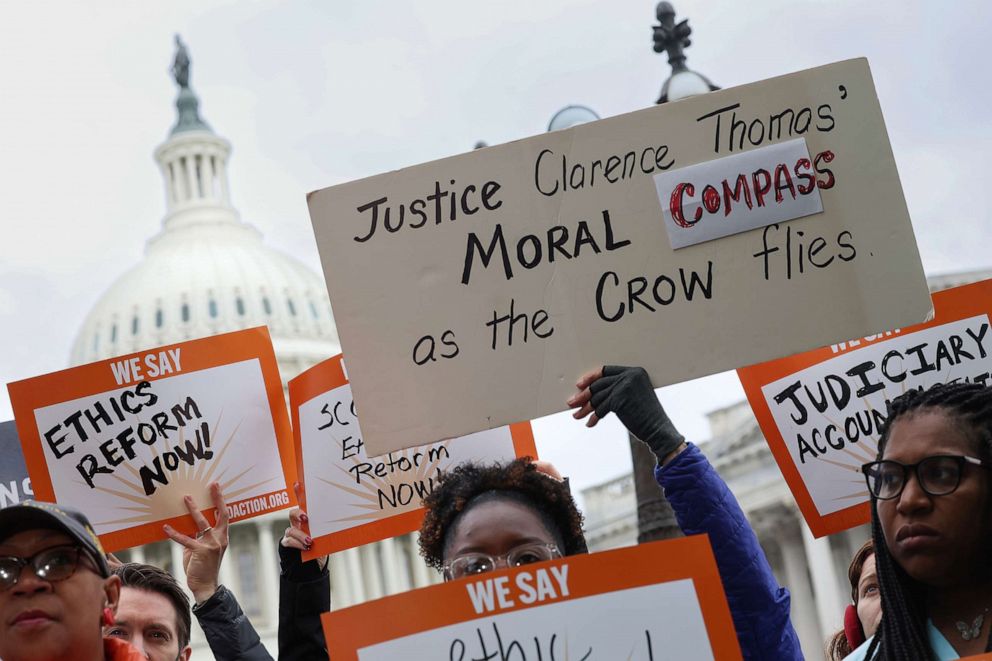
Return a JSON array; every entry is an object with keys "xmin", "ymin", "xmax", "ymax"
[
  {"xmin": 163, "ymin": 481, "xmax": 230, "ymax": 604},
  {"xmin": 281, "ymin": 481, "xmax": 327, "ymax": 570},
  {"xmin": 567, "ymin": 365, "xmax": 686, "ymax": 464}
]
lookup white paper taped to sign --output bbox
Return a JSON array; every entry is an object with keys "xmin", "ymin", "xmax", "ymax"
[{"xmin": 654, "ymin": 138, "xmax": 824, "ymax": 249}]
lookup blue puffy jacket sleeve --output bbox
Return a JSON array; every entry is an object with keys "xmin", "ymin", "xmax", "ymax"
[{"xmin": 656, "ymin": 443, "xmax": 802, "ymax": 661}]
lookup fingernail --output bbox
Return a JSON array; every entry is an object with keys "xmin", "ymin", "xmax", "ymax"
[
  {"xmin": 305, "ymin": 536, "xmax": 313, "ymax": 545},
  {"xmin": 566, "ymin": 396, "xmax": 576, "ymax": 406},
  {"xmin": 301, "ymin": 513, "xmax": 308, "ymax": 523}
]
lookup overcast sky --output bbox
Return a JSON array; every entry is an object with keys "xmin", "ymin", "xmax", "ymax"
[{"xmin": 1, "ymin": 0, "xmax": 989, "ymax": 494}]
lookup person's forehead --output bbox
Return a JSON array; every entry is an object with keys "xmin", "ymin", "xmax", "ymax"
[
  {"xmin": 858, "ymin": 555, "xmax": 876, "ymax": 582},
  {"xmin": 451, "ymin": 499, "xmax": 553, "ymax": 547},
  {"xmin": 0, "ymin": 528, "xmax": 74, "ymax": 554},
  {"xmin": 885, "ymin": 409, "xmax": 974, "ymax": 459},
  {"xmin": 118, "ymin": 587, "xmax": 180, "ymax": 632},
  {"xmin": 464, "ymin": 498, "xmax": 546, "ymax": 526}
]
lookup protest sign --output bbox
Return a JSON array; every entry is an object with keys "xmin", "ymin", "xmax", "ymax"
[
  {"xmin": 6, "ymin": 327, "xmax": 295, "ymax": 551},
  {"xmin": 737, "ymin": 279, "xmax": 992, "ymax": 537},
  {"xmin": 289, "ymin": 354, "xmax": 538, "ymax": 558},
  {"xmin": 308, "ymin": 58, "xmax": 931, "ymax": 456},
  {"xmin": 0, "ymin": 421, "xmax": 33, "ymax": 508},
  {"xmin": 321, "ymin": 534, "xmax": 741, "ymax": 660}
]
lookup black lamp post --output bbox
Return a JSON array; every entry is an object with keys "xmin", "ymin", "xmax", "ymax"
[
  {"xmin": 485, "ymin": 4, "xmax": 717, "ymax": 545},
  {"xmin": 630, "ymin": 2, "xmax": 719, "ymax": 544},
  {"xmin": 653, "ymin": 1, "xmax": 719, "ymax": 104}
]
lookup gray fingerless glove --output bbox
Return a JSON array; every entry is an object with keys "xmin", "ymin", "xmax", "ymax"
[{"xmin": 590, "ymin": 365, "xmax": 685, "ymax": 462}]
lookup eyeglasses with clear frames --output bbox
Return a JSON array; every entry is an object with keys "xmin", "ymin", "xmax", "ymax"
[
  {"xmin": 861, "ymin": 455, "xmax": 989, "ymax": 501},
  {"xmin": 0, "ymin": 545, "xmax": 87, "ymax": 592},
  {"xmin": 443, "ymin": 542, "xmax": 561, "ymax": 580}
]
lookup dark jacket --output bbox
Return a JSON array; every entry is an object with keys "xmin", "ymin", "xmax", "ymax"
[
  {"xmin": 656, "ymin": 443, "xmax": 803, "ymax": 661},
  {"xmin": 192, "ymin": 585, "xmax": 273, "ymax": 660},
  {"xmin": 278, "ymin": 543, "xmax": 331, "ymax": 661}
]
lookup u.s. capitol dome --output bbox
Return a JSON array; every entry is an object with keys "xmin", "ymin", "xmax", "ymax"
[{"xmin": 70, "ymin": 46, "xmax": 339, "ymax": 379}]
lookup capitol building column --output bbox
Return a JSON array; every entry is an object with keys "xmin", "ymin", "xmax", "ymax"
[
  {"xmin": 343, "ymin": 547, "xmax": 366, "ymax": 605},
  {"xmin": 411, "ymin": 532, "xmax": 434, "ymax": 587},
  {"xmin": 169, "ymin": 541, "xmax": 187, "ymax": 593},
  {"xmin": 801, "ymin": 519, "xmax": 846, "ymax": 636},
  {"xmin": 779, "ymin": 517, "xmax": 822, "ymax": 656},
  {"xmin": 256, "ymin": 519, "xmax": 280, "ymax": 629},
  {"xmin": 379, "ymin": 536, "xmax": 407, "ymax": 594}
]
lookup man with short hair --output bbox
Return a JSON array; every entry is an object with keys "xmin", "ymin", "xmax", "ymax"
[
  {"xmin": 109, "ymin": 482, "xmax": 272, "ymax": 660},
  {"xmin": 107, "ymin": 563, "xmax": 192, "ymax": 661}
]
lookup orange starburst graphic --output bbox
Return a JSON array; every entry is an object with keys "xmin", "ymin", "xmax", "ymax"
[
  {"xmin": 318, "ymin": 437, "xmax": 452, "ymax": 525},
  {"xmin": 87, "ymin": 411, "xmax": 276, "ymax": 528}
]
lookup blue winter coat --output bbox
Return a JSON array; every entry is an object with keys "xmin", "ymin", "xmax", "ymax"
[{"xmin": 656, "ymin": 443, "xmax": 803, "ymax": 661}]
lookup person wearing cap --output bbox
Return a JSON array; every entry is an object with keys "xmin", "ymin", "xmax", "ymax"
[{"xmin": 0, "ymin": 500, "xmax": 144, "ymax": 661}]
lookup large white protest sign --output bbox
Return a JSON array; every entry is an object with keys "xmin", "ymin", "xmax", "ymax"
[
  {"xmin": 322, "ymin": 536, "xmax": 742, "ymax": 660},
  {"xmin": 738, "ymin": 280, "xmax": 992, "ymax": 536},
  {"xmin": 6, "ymin": 327, "xmax": 296, "ymax": 551},
  {"xmin": 308, "ymin": 58, "xmax": 931, "ymax": 455},
  {"xmin": 289, "ymin": 355, "xmax": 537, "ymax": 556}
]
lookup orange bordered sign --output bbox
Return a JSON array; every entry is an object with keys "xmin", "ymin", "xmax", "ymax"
[
  {"xmin": 6, "ymin": 327, "xmax": 296, "ymax": 551},
  {"xmin": 289, "ymin": 354, "xmax": 538, "ymax": 559},
  {"xmin": 321, "ymin": 535, "xmax": 741, "ymax": 660},
  {"xmin": 737, "ymin": 279, "xmax": 992, "ymax": 537}
]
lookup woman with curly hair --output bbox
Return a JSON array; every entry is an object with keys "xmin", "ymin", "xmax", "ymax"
[
  {"xmin": 845, "ymin": 381, "xmax": 992, "ymax": 660},
  {"xmin": 419, "ymin": 458, "xmax": 587, "ymax": 579},
  {"xmin": 825, "ymin": 539, "xmax": 879, "ymax": 660},
  {"xmin": 421, "ymin": 365, "xmax": 802, "ymax": 661}
]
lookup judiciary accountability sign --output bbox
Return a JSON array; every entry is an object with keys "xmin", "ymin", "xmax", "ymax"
[
  {"xmin": 738, "ymin": 280, "xmax": 992, "ymax": 537},
  {"xmin": 309, "ymin": 58, "xmax": 932, "ymax": 456}
]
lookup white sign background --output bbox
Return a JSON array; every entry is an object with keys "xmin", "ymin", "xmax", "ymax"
[
  {"xmin": 32, "ymin": 359, "xmax": 284, "ymax": 534},
  {"xmin": 761, "ymin": 315, "xmax": 992, "ymax": 516},
  {"xmin": 357, "ymin": 579, "xmax": 711, "ymax": 661},
  {"xmin": 299, "ymin": 382, "xmax": 523, "ymax": 538},
  {"xmin": 308, "ymin": 58, "xmax": 932, "ymax": 456}
]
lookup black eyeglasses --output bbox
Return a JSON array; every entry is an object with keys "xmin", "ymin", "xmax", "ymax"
[
  {"xmin": 861, "ymin": 455, "xmax": 988, "ymax": 500},
  {"xmin": 0, "ymin": 545, "xmax": 87, "ymax": 592}
]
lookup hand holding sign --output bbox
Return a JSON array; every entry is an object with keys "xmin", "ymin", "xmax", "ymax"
[
  {"xmin": 280, "ymin": 482, "xmax": 313, "ymax": 553},
  {"xmin": 569, "ymin": 365, "xmax": 687, "ymax": 463},
  {"xmin": 163, "ymin": 481, "xmax": 229, "ymax": 605}
]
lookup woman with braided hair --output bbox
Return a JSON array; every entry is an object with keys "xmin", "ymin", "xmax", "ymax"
[{"xmin": 846, "ymin": 381, "xmax": 992, "ymax": 660}]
